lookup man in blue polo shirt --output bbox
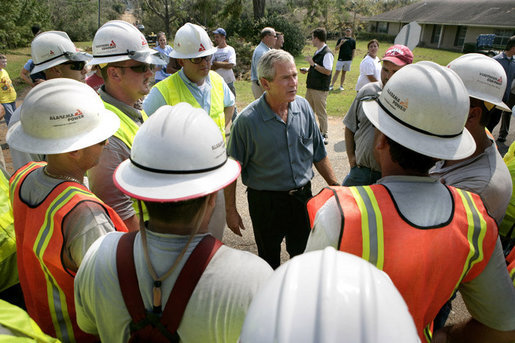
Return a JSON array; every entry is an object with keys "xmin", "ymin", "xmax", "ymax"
[
  {"xmin": 226, "ymin": 49, "xmax": 339, "ymax": 269},
  {"xmin": 250, "ymin": 27, "xmax": 277, "ymax": 99}
]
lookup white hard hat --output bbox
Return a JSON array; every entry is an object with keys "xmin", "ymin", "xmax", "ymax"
[
  {"xmin": 447, "ymin": 53, "xmax": 511, "ymax": 112},
  {"xmin": 31, "ymin": 31, "xmax": 92, "ymax": 74},
  {"xmin": 240, "ymin": 247, "xmax": 419, "ymax": 343},
  {"xmin": 362, "ymin": 61, "xmax": 475, "ymax": 160},
  {"xmin": 89, "ymin": 20, "xmax": 164, "ymax": 65},
  {"xmin": 7, "ymin": 79, "xmax": 120, "ymax": 155},
  {"xmin": 114, "ymin": 103, "xmax": 240, "ymax": 202},
  {"xmin": 169, "ymin": 23, "xmax": 217, "ymax": 59}
]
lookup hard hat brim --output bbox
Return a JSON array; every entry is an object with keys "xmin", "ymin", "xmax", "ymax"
[
  {"xmin": 113, "ymin": 157, "xmax": 241, "ymax": 202},
  {"xmin": 31, "ymin": 52, "xmax": 92, "ymax": 75},
  {"xmin": 169, "ymin": 46, "xmax": 217, "ymax": 60},
  {"xmin": 88, "ymin": 48, "xmax": 164, "ymax": 66},
  {"xmin": 469, "ymin": 93, "xmax": 512, "ymax": 112},
  {"xmin": 362, "ymin": 99, "xmax": 476, "ymax": 160},
  {"xmin": 6, "ymin": 107, "xmax": 120, "ymax": 155}
]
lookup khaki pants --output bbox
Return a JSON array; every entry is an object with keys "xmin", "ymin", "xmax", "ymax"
[
  {"xmin": 305, "ymin": 88, "xmax": 329, "ymax": 134},
  {"xmin": 251, "ymin": 81, "xmax": 265, "ymax": 99}
]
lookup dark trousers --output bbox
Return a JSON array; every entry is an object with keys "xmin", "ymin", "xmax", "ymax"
[{"xmin": 247, "ymin": 183, "xmax": 312, "ymax": 269}]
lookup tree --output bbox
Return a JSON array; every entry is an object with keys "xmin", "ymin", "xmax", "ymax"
[
  {"xmin": 0, "ymin": 0, "xmax": 49, "ymax": 49},
  {"xmin": 253, "ymin": 0, "xmax": 265, "ymax": 20},
  {"xmin": 140, "ymin": 0, "xmax": 178, "ymax": 37}
]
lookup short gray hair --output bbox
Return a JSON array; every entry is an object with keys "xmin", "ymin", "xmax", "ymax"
[{"xmin": 257, "ymin": 49, "xmax": 295, "ymax": 82}]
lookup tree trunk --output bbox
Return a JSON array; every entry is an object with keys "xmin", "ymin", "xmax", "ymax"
[{"xmin": 253, "ymin": 0, "xmax": 265, "ymax": 20}]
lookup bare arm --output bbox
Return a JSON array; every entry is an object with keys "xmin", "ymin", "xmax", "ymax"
[
  {"xmin": 351, "ymin": 49, "xmax": 356, "ymax": 59},
  {"xmin": 224, "ymin": 180, "xmax": 245, "ymax": 236},
  {"xmin": 345, "ymin": 127, "xmax": 357, "ymax": 167},
  {"xmin": 123, "ymin": 214, "xmax": 140, "ymax": 232},
  {"xmin": 20, "ymin": 68, "xmax": 43, "ymax": 87},
  {"xmin": 366, "ymin": 75, "xmax": 378, "ymax": 82},
  {"xmin": 433, "ymin": 319, "xmax": 515, "ymax": 343},
  {"xmin": 212, "ymin": 61, "xmax": 235, "ymax": 70},
  {"xmin": 224, "ymin": 106, "xmax": 234, "ymax": 127},
  {"xmin": 314, "ymin": 156, "xmax": 339, "ymax": 186}
]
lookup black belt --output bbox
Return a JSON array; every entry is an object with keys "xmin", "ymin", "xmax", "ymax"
[{"xmin": 249, "ymin": 181, "xmax": 311, "ymax": 195}]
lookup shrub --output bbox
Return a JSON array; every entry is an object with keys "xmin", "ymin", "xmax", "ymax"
[
  {"xmin": 356, "ymin": 31, "xmax": 395, "ymax": 43},
  {"xmin": 227, "ymin": 34, "xmax": 253, "ymax": 80},
  {"xmin": 463, "ymin": 42, "xmax": 476, "ymax": 53}
]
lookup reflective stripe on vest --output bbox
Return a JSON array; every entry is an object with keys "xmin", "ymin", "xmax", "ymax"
[
  {"xmin": 10, "ymin": 162, "xmax": 127, "ymax": 343},
  {"xmin": 155, "ymin": 71, "xmax": 226, "ymax": 139},
  {"xmin": 307, "ymin": 185, "xmax": 497, "ymax": 342},
  {"xmin": 0, "ymin": 169, "xmax": 16, "ymax": 293},
  {"xmin": 101, "ymin": 101, "xmax": 149, "ymax": 221},
  {"xmin": 102, "ymin": 101, "xmax": 148, "ymax": 150},
  {"xmin": 507, "ymin": 248, "xmax": 515, "ymax": 286}
]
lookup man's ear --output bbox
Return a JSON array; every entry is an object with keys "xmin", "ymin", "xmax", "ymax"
[
  {"xmin": 106, "ymin": 65, "xmax": 122, "ymax": 82},
  {"xmin": 467, "ymin": 106, "xmax": 482, "ymax": 125},
  {"xmin": 375, "ymin": 130, "xmax": 388, "ymax": 151},
  {"xmin": 259, "ymin": 78, "xmax": 269, "ymax": 91}
]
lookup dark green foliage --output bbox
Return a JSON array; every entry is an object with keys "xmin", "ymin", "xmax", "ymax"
[
  {"xmin": 227, "ymin": 34, "xmax": 253, "ymax": 79},
  {"xmin": 463, "ymin": 42, "xmax": 476, "ymax": 53},
  {"xmin": 356, "ymin": 31, "xmax": 395, "ymax": 43}
]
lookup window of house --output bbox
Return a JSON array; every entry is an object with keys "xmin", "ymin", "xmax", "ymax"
[
  {"xmin": 454, "ymin": 26, "xmax": 467, "ymax": 46},
  {"xmin": 494, "ymin": 29, "xmax": 515, "ymax": 49},
  {"xmin": 431, "ymin": 25, "xmax": 442, "ymax": 44},
  {"xmin": 377, "ymin": 22, "xmax": 389, "ymax": 34}
]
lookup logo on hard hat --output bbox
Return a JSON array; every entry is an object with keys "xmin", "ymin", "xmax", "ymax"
[
  {"xmin": 199, "ymin": 43, "xmax": 206, "ymax": 52},
  {"xmin": 479, "ymin": 72, "xmax": 502, "ymax": 87},
  {"xmin": 386, "ymin": 88, "xmax": 408, "ymax": 112},
  {"xmin": 50, "ymin": 109, "xmax": 84, "ymax": 122},
  {"xmin": 141, "ymin": 36, "xmax": 147, "ymax": 46},
  {"xmin": 50, "ymin": 50, "xmax": 55, "ymax": 55},
  {"xmin": 97, "ymin": 40, "xmax": 117, "ymax": 51}
]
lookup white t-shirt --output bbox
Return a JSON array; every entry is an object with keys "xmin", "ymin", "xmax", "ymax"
[
  {"xmin": 355, "ymin": 55, "xmax": 381, "ymax": 91},
  {"xmin": 75, "ymin": 231, "xmax": 273, "ymax": 343},
  {"xmin": 212, "ymin": 46, "xmax": 236, "ymax": 84}
]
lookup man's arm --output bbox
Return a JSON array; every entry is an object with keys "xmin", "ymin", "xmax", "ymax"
[
  {"xmin": 345, "ymin": 127, "xmax": 357, "ymax": 168},
  {"xmin": 212, "ymin": 61, "xmax": 235, "ymax": 70},
  {"xmin": 306, "ymin": 56, "xmax": 332, "ymax": 76},
  {"xmin": 314, "ymin": 156, "xmax": 339, "ymax": 186},
  {"xmin": 224, "ymin": 106, "xmax": 234, "ymax": 127},
  {"xmin": 224, "ymin": 180, "xmax": 245, "ymax": 236},
  {"xmin": 351, "ymin": 49, "xmax": 356, "ymax": 59},
  {"xmin": 433, "ymin": 319, "xmax": 515, "ymax": 343}
]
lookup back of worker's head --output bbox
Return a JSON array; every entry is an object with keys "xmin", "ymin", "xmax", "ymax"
[
  {"xmin": 114, "ymin": 103, "xmax": 240, "ymax": 225},
  {"xmin": 240, "ymin": 247, "xmax": 419, "ymax": 343},
  {"xmin": 362, "ymin": 61, "xmax": 475, "ymax": 163},
  {"xmin": 447, "ymin": 53, "xmax": 511, "ymax": 124}
]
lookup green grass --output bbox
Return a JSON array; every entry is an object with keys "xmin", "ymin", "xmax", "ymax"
[{"xmin": 4, "ymin": 39, "xmax": 463, "ymax": 117}]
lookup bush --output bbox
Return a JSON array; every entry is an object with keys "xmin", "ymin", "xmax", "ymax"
[
  {"xmin": 463, "ymin": 42, "xmax": 476, "ymax": 53},
  {"xmin": 227, "ymin": 34, "xmax": 253, "ymax": 80},
  {"xmin": 356, "ymin": 31, "xmax": 395, "ymax": 43}
]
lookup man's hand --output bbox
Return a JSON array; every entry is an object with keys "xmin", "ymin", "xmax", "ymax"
[
  {"xmin": 305, "ymin": 56, "xmax": 314, "ymax": 66},
  {"xmin": 226, "ymin": 207, "xmax": 245, "ymax": 236}
]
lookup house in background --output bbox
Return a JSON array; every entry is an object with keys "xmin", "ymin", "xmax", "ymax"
[{"xmin": 363, "ymin": 0, "xmax": 515, "ymax": 52}]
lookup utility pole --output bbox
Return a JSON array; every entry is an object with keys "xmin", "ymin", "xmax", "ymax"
[{"xmin": 98, "ymin": 0, "xmax": 101, "ymax": 29}]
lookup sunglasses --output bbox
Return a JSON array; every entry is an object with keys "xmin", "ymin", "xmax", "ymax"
[
  {"xmin": 113, "ymin": 63, "xmax": 155, "ymax": 73},
  {"xmin": 63, "ymin": 61, "xmax": 86, "ymax": 70},
  {"xmin": 189, "ymin": 55, "xmax": 212, "ymax": 64}
]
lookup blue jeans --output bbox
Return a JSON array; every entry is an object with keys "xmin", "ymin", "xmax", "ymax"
[
  {"xmin": 1, "ymin": 102, "xmax": 15, "ymax": 126},
  {"xmin": 342, "ymin": 165, "xmax": 381, "ymax": 186}
]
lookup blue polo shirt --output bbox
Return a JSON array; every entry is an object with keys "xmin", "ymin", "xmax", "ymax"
[
  {"xmin": 228, "ymin": 94, "xmax": 327, "ymax": 191},
  {"xmin": 493, "ymin": 52, "xmax": 515, "ymax": 102},
  {"xmin": 250, "ymin": 42, "xmax": 270, "ymax": 81}
]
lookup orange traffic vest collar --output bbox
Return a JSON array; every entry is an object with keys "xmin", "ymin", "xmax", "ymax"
[
  {"xmin": 307, "ymin": 185, "xmax": 498, "ymax": 342},
  {"xmin": 10, "ymin": 161, "xmax": 127, "ymax": 343}
]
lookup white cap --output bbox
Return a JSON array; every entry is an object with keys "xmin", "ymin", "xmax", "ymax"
[
  {"xmin": 240, "ymin": 247, "xmax": 419, "ymax": 343},
  {"xmin": 114, "ymin": 103, "xmax": 240, "ymax": 202},
  {"xmin": 447, "ymin": 53, "xmax": 511, "ymax": 112},
  {"xmin": 89, "ymin": 20, "xmax": 164, "ymax": 65},
  {"xmin": 31, "ymin": 31, "xmax": 91, "ymax": 74},
  {"xmin": 362, "ymin": 61, "xmax": 475, "ymax": 160},
  {"xmin": 7, "ymin": 78, "xmax": 119, "ymax": 154},
  {"xmin": 169, "ymin": 23, "xmax": 217, "ymax": 59}
]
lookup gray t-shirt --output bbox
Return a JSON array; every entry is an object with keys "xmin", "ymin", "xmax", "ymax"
[
  {"xmin": 430, "ymin": 139, "xmax": 512, "ymax": 225},
  {"xmin": 20, "ymin": 167, "xmax": 116, "ymax": 271},
  {"xmin": 343, "ymin": 81, "xmax": 382, "ymax": 172},
  {"xmin": 305, "ymin": 175, "xmax": 515, "ymax": 332},
  {"xmin": 88, "ymin": 88, "xmax": 145, "ymax": 221}
]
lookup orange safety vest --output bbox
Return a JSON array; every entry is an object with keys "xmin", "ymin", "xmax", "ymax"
[
  {"xmin": 507, "ymin": 248, "xmax": 515, "ymax": 286},
  {"xmin": 307, "ymin": 185, "xmax": 498, "ymax": 342},
  {"xmin": 10, "ymin": 161, "xmax": 128, "ymax": 343}
]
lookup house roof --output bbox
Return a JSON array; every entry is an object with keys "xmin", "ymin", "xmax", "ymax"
[{"xmin": 364, "ymin": 0, "xmax": 515, "ymax": 28}]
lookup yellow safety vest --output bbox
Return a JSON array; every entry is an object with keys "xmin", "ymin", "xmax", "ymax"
[
  {"xmin": 102, "ymin": 101, "xmax": 149, "ymax": 221},
  {"xmin": 501, "ymin": 141, "xmax": 515, "ymax": 238},
  {"xmin": 0, "ymin": 170, "xmax": 16, "ymax": 293},
  {"xmin": 155, "ymin": 71, "xmax": 226, "ymax": 139},
  {"xmin": 0, "ymin": 299, "xmax": 60, "ymax": 342}
]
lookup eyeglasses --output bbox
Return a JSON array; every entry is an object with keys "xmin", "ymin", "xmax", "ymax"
[
  {"xmin": 62, "ymin": 61, "xmax": 86, "ymax": 70},
  {"xmin": 189, "ymin": 55, "xmax": 212, "ymax": 64},
  {"xmin": 112, "ymin": 63, "xmax": 155, "ymax": 73}
]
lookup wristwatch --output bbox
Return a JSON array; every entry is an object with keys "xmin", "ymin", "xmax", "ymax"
[{"xmin": 313, "ymin": 63, "xmax": 317, "ymax": 68}]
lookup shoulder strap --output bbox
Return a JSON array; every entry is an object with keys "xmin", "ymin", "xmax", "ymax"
[
  {"xmin": 161, "ymin": 235, "xmax": 223, "ymax": 333},
  {"xmin": 116, "ymin": 231, "xmax": 146, "ymax": 324},
  {"xmin": 116, "ymin": 232, "xmax": 223, "ymax": 340}
]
